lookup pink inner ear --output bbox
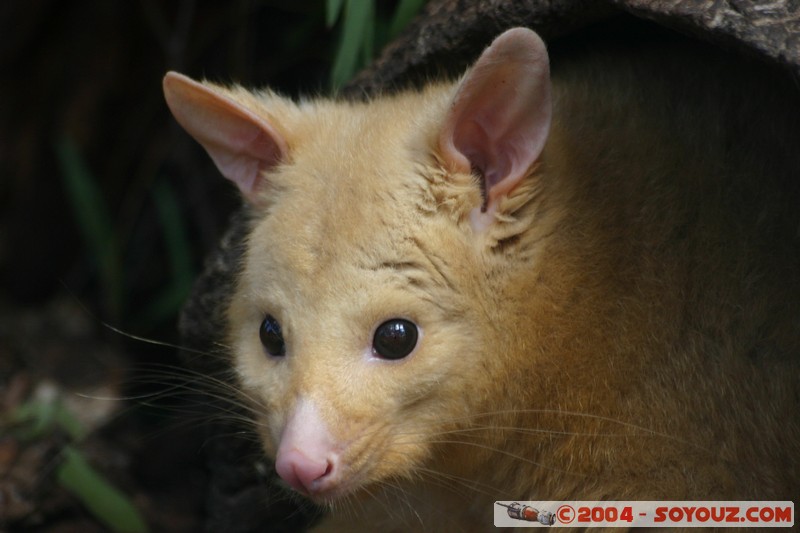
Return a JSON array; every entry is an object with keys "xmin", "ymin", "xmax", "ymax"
[
  {"xmin": 439, "ymin": 28, "xmax": 552, "ymax": 217},
  {"xmin": 163, "ymin": 72, "xmax": 287, "ymax": 204}
]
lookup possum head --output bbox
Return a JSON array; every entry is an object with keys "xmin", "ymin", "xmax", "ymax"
[{"xmin": 163, "ymin": 27, "xmax": 552, "ymax": 503}]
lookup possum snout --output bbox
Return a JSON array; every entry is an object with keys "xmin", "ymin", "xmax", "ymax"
[{"xmin": 274, "ymin": 399, "xmax": 340, "ymax": 497}]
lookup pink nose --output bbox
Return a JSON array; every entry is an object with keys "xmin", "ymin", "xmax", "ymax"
[
  {"xmin": 274, "ymin": 399, "xmax": 338, "ymax": 496},
  {"xmin": 275, "ymin": 449, "xmax": 334, "ymax": 494}
]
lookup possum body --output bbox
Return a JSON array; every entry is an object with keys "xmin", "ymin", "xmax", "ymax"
[{"xmin": 164, "ymin": 27, "xmax": 800, "ymax": 532}]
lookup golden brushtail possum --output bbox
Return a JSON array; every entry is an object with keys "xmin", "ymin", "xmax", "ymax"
[{"xmin": 164, "ymin": 27, "xmax": 799, "ymax": 531}]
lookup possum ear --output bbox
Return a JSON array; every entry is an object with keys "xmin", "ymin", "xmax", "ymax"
[
  {"xmin": 163, "ymin": 71, "xmax": 287, "ymax": 204},
  {"xmin": 439, "ymin": 28, "xmax": 551, "ymax": 231}
]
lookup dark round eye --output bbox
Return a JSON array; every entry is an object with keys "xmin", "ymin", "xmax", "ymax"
[
  {"xmin": 260, "ymin": 315, "xmax": 286, "ymax": 356},
  {"xmin": 373, "ymin": 319, "xmax": 418, "ymax": 360}
]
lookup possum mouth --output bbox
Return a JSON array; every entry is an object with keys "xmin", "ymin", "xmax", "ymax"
[
  {"xmin": 291, "ymin": 446, "xmax": 381, "ymax": 504},
  {"xmin": 272, "ymin": 416, "xmax": 392, "ymax": 504},
  {"xmin": 302, "ymin": 468, "xmax": 370, "ymax": 505}
]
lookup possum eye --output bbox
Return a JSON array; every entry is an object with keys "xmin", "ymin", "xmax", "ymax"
[
  {"xmin": 260, "ymin": 315, "xmax": 286, "ymax": 356},
  {"xmin": 373, "ymin": 319, "xmax": 418, "ymax": 360}
]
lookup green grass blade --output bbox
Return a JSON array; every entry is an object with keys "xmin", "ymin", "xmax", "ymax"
[
  {"xmin": 58, "ymin": 445, "xmax": 149, "ymax": 533},
  {"xmin": 53, "ymin": 401, "xmax": 88, "ymax": 442},
  {"xmin": 331, "ymin": 0, "xmax": 373, "ymax": 89},
  {"xmin": 138, "ymin": 281, "xmax": 193, "ymax": 327},
  {"xmin": 55, "ymin": 136, "xmax": 124, "ymax": 318},
  {"xmin": 326, "ymin": 0, "xmax": 345, "ymax": 27},
  {"xmin": 135, "ymin": 180, "xmax": 194, "ymax": 325},
  {"xmin": 361, "ymin": 0, "xmax": 375, "ymax": 65},
  {"xmin": 152, "ymin": 181, "xmax": 193, "ymax": 290},
  {"xmin": 10, "ymin": 398, "xmax": 86, "ymax": 442},
  {"xmin": 10, "ymin": 399, "xmax": 54, "ymax": 439},
  {"xmin": 389, "ymin": 0, "xmax": 425, "ymax": 38}
]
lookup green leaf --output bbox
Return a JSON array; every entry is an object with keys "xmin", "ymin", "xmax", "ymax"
[
  {"xmin": 152, "ymin": 181, "xmax": 193, "ymax": 291},
  {"xmin": 331, "ymin": 0, "xmax": 373, "ymax": 89},
  {"xmin": 10, "ymin": 398, "xmax": 86, "ymax": 442},
  {"xmin": 58, "ymin": 446, "xmax": 149, "ymax": 533},
  {"xmin": 10, "ymin": 399, "xmax": 54, "ymax": 439},
  {"xmin": 389, "ymin": 0, "xmax": 425, "ymax": 38},
  {"xmin": 55, "ymin": 136, "xmax": 124, "ymax": 318},
  {"xmin": 137, "ymin": 280, "xmax": 192, "ymax": 327},
  {"xmin": 361, "ymin": 0, "xmax": 375, "ymax": 65},
  {"xmin": 326, "ymin": 0, "xmax": 345, "ymax": 27},
  {"xmin": 53, "ymin": 401, "xmax": 88, "ymax": 442},
  {"xmin": 134, "ymin": 180, "xmax": 194, "ymax": 326}
]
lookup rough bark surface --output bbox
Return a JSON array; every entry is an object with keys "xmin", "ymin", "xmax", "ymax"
[{"xmin": 343, "ymin": 0, "xmax": 800, "ymax": 97}]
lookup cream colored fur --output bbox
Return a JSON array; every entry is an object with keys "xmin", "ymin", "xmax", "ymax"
[{"xmin": 176, "ymin": 33, "xmax": 799, "ymax": 532}]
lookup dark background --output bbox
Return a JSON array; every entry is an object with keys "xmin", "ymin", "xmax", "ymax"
[
  {"xmin": 1, "ymin": 0, "xmax": 335, "ymax": 328},
  {"xmin": 0, "ymin": 1, "xmax": 407, "ymax": 530}
]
